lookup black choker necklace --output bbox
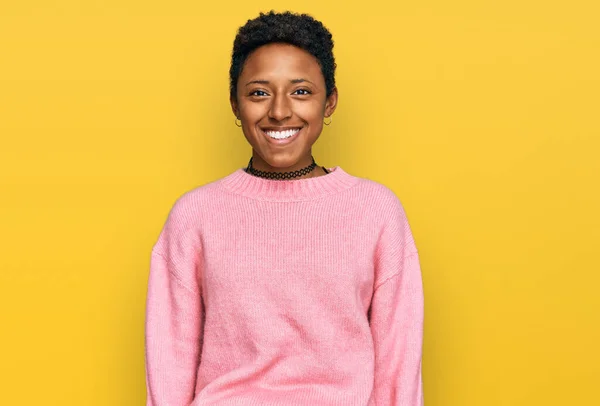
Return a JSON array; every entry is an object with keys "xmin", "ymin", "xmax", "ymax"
[{"xmin": 245, "ymin": 156, "xmax": 329, "ymax": 180}]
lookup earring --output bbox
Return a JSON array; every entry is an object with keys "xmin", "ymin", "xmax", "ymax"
[
  {"xmin": 324, "ymin": 116, "xmax": 332, "ymax": 126},
  {"xmin": 235, "ymin": 117, "xmax": 242, "ymax": 127}
]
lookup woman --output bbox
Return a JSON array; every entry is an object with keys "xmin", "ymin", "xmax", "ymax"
[{"xmin": 145, "ymin": 10, "xmax": 424, "ymax": 406}]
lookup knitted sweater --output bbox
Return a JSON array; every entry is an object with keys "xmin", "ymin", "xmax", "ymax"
[{"xmin": 145, "ymin": 166, "xmax": 424, "ymax": 406}]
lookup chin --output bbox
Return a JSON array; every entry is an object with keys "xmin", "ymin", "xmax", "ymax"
[
  {"xmin": 260, "ymin": 152, "xmax": 304, "ymax": 169},
  {"xmin": 264, "ymin": 157, "xmax": 300, "ymax": 169}
]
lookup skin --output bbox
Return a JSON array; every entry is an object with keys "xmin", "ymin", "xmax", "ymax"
[{"xmin": 230, "ymin": 42, "xmax": 338, "ymax": 179}]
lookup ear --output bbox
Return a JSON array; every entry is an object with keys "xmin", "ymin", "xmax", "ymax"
[
  {"xmin": 230, "ymin": 95, "xmax": 240, "ymax": 118},
  {"xmin": 324, "ymin": 87, "xmax": 338, "ymax": 118}
]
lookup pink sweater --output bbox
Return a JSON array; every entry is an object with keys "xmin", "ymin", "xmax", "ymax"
[{"xmin": 145, "ymin": 166, "xmax": 424, "ymax": 405}]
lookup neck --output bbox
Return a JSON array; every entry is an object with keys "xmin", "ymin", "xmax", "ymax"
[{"xmin": 248, "ymin": 152, "xmax": 327, "ymax": 179}]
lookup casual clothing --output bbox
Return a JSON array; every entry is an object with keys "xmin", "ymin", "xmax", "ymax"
[{"xmin": 145, "ymin": 166, "xmax": 424, "ymax": 405}]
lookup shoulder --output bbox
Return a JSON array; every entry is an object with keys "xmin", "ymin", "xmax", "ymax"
[
  {"xmin": 353, "ymin": 178, "xmax": 419, "ymax": 259},
  {"xmin": 345, "ymin": 175, "xmax": 417, "ymax": 250},
  {"xmin": 352, "ymin": 176, "xmax": 408, "ymax": 219},
  {"xmin": 160, "ymin": 175, "xmax": 226, "ymax": 231},
  {"xmin": 152, "ymin": 176, "xmax": 226, "ymax": 253}
]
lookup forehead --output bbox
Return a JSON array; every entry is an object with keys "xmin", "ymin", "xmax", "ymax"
[{"xmin": 240, "ymin": 43, "xmax": 323, "ymax": 83}]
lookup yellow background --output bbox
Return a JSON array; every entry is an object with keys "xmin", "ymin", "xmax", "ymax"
[{"xmin": 1, "ymin": 1, "xmax": 598, "ymax": 405}]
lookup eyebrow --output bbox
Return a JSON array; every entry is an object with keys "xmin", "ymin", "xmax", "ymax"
[{"xmin": 245, "ymin": 78, "xmax": 314, "ymax": 86}]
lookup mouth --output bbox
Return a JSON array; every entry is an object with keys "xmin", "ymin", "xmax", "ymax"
[{"xmin": 260, "ymin": 127, "xmax": 303, "ymax": 144}]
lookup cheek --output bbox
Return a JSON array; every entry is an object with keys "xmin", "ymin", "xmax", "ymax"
[
  {"xmin": 239, "ymin": 103, "xmax": 263, "ymax": 121},
  {"xmin": 238, "ymin": 97, "xmax": 268, "ymax": 118},
  {"xmin": 295, "ymin": 101, "xmax": 325, "ymax": 123}
]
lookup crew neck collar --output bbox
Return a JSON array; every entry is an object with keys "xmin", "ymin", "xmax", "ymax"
[{"xmin": 219, "ymin": 166, "xmax": 360, "ymax": 202}]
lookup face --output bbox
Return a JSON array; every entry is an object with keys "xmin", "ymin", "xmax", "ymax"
[{"xmin": 231, "ymin": 43, "xmax": 338, "ymax": 171}]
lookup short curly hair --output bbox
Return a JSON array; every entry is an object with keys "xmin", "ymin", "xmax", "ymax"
[{"xmin": 229, "ymin": 10, "xmax": 336, "ymax": 100}]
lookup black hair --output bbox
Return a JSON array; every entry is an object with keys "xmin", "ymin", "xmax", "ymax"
[{"xmin": 229, "ymin": 10, "xmax": 336, "ymax": 100}]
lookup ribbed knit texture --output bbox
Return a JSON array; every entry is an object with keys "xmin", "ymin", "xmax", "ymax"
[{"xmin": 145, "ymin": 166, "xmax": 424, "ymax": 406}]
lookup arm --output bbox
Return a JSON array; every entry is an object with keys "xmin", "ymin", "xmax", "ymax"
[
  {"xmin": 145, "ymin": 201, "xmax": 204, "ymax": 406},
  {"xmin": 369, "ymin": 196, "xmax": 424, "ymax": 405}
]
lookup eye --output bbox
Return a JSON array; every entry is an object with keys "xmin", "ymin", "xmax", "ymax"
[
  {"xmin": 293, "ymin": 88, "xmax": 312, "ymax": 95},
  {"xmin": 249, "ymin": 90, "xmax": 268, "ymax": 97}
]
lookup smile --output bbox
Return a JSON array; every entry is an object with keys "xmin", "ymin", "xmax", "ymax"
[
  {"xmin": 260, "ymin": 127, "xmax": 303, "ymax": 146},
  {"xmin": 263, "ymin": 128, "xmax": 301, "ymax": 140}
]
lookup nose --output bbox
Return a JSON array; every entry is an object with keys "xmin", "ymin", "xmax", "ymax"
[{"xmin": 267, "ymin": 92, "xmax": 292, "ymax": 122}]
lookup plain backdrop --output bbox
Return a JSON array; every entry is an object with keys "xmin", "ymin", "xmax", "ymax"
[{"xmin": 1, "ymin": 1, "xmax": 599, "ymax": 405}]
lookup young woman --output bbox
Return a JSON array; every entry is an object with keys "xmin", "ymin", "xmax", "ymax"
[{"xmin": 145, "ymin": 11, "xmax": 424, "ymax": 406}]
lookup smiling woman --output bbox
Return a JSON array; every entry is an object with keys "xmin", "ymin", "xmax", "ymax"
[
  {"xmin": 145, "ymin": 10, "xmax": 425, "ymax": 406},
  {"xmin": 231, "ymin": 42, "xmax": 337, "ymax": 175}
]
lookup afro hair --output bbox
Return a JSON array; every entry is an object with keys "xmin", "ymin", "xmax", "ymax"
[{"xmin": 229, "ymin": 10, "xmax": 336, "ymax": 100}]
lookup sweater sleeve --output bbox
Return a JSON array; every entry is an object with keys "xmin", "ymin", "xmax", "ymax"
[
  {"xmin": 368, "ymin": 195, "xmax": 424, "ymax": 406},
  {"xmin": 145, "ymin": 200, "xmax": 204, "ymax": 406}
]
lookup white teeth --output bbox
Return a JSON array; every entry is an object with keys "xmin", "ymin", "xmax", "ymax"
[{"xmin": 264, "ymin": 128, "xmax": 300, "ymax": 139}]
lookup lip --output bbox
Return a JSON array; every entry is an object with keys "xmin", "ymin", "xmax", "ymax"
[
  {"xmin": 261, "ymin": 126, "xmax": 303, "ymax": 131},
  {"xmin": 260, "ymin": 127, "xmax": 303, "ymax": 146}
]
